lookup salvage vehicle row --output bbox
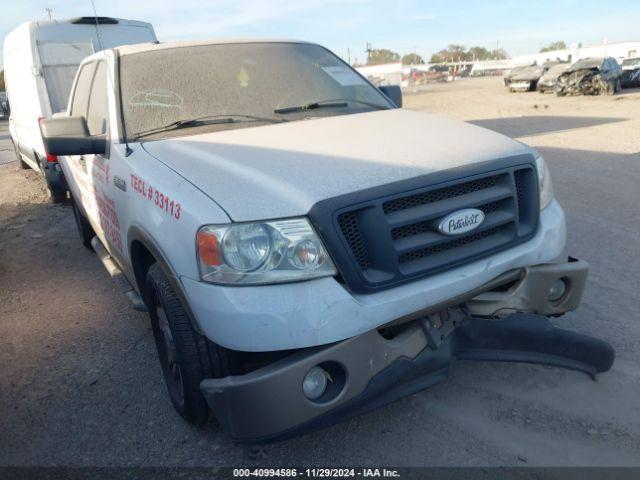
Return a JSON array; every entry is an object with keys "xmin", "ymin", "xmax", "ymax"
[{"xmin": 504, "ymin": 56, "xmax": 628, "ymax": 96}]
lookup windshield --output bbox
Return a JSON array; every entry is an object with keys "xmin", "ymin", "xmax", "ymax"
[
  {"xmin": 120, "ymin": 42, "xmax": 393, "ymax": 141},
  {"xmin": 622, "ymin": 57, "xmax": 640, "ymax": 67},
  {"xmin": 512, "ymin": 65, "xmax": 543, "ymax": 79},
  {"xmin": 544, "ymin": 64, "xmax": 569, "ymax": 76},
  {"xmin": 506, "ymin": 65, "xmax": 527, "ymax": 76}
]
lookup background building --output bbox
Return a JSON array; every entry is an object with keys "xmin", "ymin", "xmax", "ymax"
[{"xmin": 511, "ymin": 40, "xmax": 640, "ymax": 66}]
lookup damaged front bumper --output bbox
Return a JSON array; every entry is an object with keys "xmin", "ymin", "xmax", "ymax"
[
  {"xmin": 467, "ymin": 257, "xmax": 588, "ymax": 317},
  {"xmin": 555, "ymin": 69, "xmax": 612, "ymax": 96},
  {"xmin": 537, "ymin": 81, "xmax": 556, "ymax": 93},
  {"xmin": 201, "ymin": 258, "xmax": 613, "ymax": 443},
  {"xmin": 510, "ymin": 80, "xmax": 534, "ymax": 92}
]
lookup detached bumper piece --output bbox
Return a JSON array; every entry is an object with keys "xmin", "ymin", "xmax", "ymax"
[{"xmin": 201, "ymin": 311, "xmax": 614, "ymax": 443}]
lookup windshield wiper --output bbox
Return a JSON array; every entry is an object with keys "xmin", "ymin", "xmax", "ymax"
[
  {"xmin": 274, "ymin": 98, "xmax": 391, "ymax": 114},
  {"xmin": 132, "ymin": 114, "xmax": 287, "ymax": 140}
]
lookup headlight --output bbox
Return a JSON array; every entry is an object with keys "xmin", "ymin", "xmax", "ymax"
[
  {"xmin": 196, "ymin": 218, "xmax": 336, "ymax": 285},
  {"xmin": 535, "ymin": 155, "xmax": 554, "ymax": 210}
]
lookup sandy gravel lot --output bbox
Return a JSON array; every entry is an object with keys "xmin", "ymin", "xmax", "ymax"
[{"xmin": 0, "ymin": 77, "xmax": 639, "ymax": 467}]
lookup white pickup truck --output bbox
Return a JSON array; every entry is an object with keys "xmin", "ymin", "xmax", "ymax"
[{"xmin": 39, "ymin": 40, "xmax": 614, "ymax": 443}]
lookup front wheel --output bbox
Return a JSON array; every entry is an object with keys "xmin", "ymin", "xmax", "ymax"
[
  {"xmin": 614, "ymin": 79, "xmax": 622, "ymax": 94},
  {"xmin": 145, "ymin": 263, "xmax": 239, "ymax": 425}
]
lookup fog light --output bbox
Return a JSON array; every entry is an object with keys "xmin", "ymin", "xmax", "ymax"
[
  {"xmin": 548, "ymin": 278, "xmax": 567, "ymax": 302},
  {"xmin": 302, "ymin": 366, "xmax": 328, "ymax": 400}
]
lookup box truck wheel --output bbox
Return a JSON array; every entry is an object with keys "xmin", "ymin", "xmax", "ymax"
[
  {"xmin": 37, "ymin": 155, "xmax": 68, "ymax": 203},
  {"xmin": 12, "ymin": 141, "xmax": 29, "ymax": 169},
  {"xmin": 47, "ymin": 185, "xmax": 67, "ymax": 203},
  {"xmin": 145, "ymin": 263, "xmax": 237, "ymax": 425}
]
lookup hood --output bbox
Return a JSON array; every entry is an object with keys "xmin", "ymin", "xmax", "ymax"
[
  {"xmin": 142, "ymin": 109, "xmax": 530, "ymax": 222},
  {"xmin": 504, "ymin": 65, "xmax": 532, "ymax": 79},
  {"xmin": 540, "ymin": 65, "xmax": 570, "ymax": 83},
  {"xmin": 567, "ymin": 59, "xmax": 603, "ymax": 72},
  {"xmin": 511, "ymin": 66, "xmax": 544, "ymax": 81}
]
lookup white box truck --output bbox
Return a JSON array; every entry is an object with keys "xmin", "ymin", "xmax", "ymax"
[{"xmin": 3, "ymin": 16, "xmax": 156, "ymax": 202}]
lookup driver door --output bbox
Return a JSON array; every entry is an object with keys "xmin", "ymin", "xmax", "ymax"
[
  {"xmin": 83, "ymin": 60, "xmax": 123, "ymax": 253},
  {"xmin": 64, "ymin": 62, "xmax": 101, "ymax": 229}
]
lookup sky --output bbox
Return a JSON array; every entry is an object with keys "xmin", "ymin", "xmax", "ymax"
[{"xmin": 1, "ymin": 0, "xmax": 639, "ymax": 67}]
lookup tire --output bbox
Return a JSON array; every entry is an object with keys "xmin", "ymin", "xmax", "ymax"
[
  {"xmin": 604, "ymin": 79, "xmax": 616, "ymax": 96},
  {"xmin": 39, "ymin": 155, "xmax": 68, "ymax": 204},
  {"xmin": 71, "ymin": 196, "xmax": 95, "ymax": 250},
  {"xmin": 145, "ymin": 263, "xmax": 238, "ymax": 425},
  {"xmin": 49, "ymin": 188, "xmax": 68, "ymax": 204}
]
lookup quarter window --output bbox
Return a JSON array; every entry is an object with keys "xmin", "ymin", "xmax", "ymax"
[{"xmin": 70, "ymin": 63, "xmax": 95, "ymax": 118}]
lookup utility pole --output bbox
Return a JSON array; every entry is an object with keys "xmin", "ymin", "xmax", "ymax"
[
  {"xmin": 45, "ymin": 8, "xmax": 53, "ymax": 20},
  {"xmin": 366, "ymin": 42, "xmax": 372, "ymax": 64}
]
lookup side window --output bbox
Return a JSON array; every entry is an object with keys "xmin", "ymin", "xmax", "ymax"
[
  {"xmin": 70, "ymin": 63, "xmax": 95, "ymax": 118},
  {"xmin": 87, "ymin": 62, "xmax": 109, "ymax": 136}
]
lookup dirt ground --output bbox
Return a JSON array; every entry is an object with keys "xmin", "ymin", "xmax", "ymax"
[{"xmin": 1, "ymin": 77, "xmax": 639, "ymax": 467}]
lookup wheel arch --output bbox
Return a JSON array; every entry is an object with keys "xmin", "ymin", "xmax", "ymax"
[{"xmin": 128, "ymin": 225, "xmax": 203, "ymax": 333}]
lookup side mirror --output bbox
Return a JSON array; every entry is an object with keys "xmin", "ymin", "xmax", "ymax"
[
  {"xmin": 379, "ymin": 85, "xmax": 403, "ymax": 108},
  {"xmin": 39, "ymin": 116, "xmax": 106, "ymax": 156}
]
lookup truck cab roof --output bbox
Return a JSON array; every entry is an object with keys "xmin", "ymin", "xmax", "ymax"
[{"xmin": 112, "ymin": 38, "xmax": 314, "ymax": 58}]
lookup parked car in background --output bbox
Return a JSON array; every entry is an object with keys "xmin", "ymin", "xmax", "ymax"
[
  {"xmin": 38, "ymin": 39, "xmax": 613, "ymax": 443},
  {"xmin": 407, "ymin": 65, "xmax": 448, "ymax": 85},
  {"xmin": 508, "ymin": 65, "xmax": 544, "ymax": 92},
  {"xmin": 503, "ymin": 63, "xmax": 533, "ymax": 87},
  {"xmin": 2, "ymin": 16, "xmax": 156, "ymax": 202},
  {"xmin": 508, "ymin": 61, "xmax": 564, "ymax": 93},
  {"xmin": 620, "ymin": 57, "xmax": 640, "ymax": 88},
  {"xmin": 537, "ymin": 63, "xmax": 570, "ymax": 93},
  {"xmin": 555, "ymin": 57, "xmax": 622, "ymax": 96}
]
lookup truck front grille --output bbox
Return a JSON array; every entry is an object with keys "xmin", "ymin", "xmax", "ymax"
[
  {"xmin": 382, "ymin": 176, "xmax": 498, "ymax": 214},
  {"xmin": 328, "ymin": 163, "xmax": 539, "ymax": 293},
  {"xmin": 337, "ymin": 211, "xmax": 371, "ymax": 270}
]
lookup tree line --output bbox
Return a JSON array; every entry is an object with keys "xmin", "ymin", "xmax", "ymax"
[
  {"xmin": 366, "ymin": 45, "xmax": 508, "ymax": 66},
  {"xmin": 366, "ymin": 41, "xmax": 566, "ymax": 66}
]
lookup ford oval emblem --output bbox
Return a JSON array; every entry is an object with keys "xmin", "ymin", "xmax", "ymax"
[{"xmin": 438, "ymin": 208, "xmax": 485, "ymax": 236}]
